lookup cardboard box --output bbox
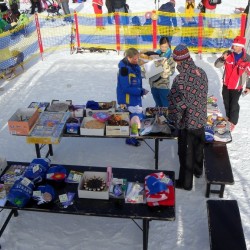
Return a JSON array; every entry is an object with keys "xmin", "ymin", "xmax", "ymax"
[
  {"xmin": 141, "ymin": 59, "xmax": 163, "ymax": 79},
  {"xmin": 80, "ymin": 117, "xmax": 105, "ymax": 136},
  {"xmin": 69, "ymin": 105, "xmax": 85, "ymax": 118},
  {"xmin": 106, "ymin": 112, "xmax": 130, "ymax": 136},
  {"xmin": 78, "ymin": 171, "xmax": 109, "ymax": 200},
  {"xmin": 8, "ymin": 108, "xmax": 39, "ymax": 135},
  {"xmin": 86, "ymin": 101, "xmax": 116, "ymax": 117}
]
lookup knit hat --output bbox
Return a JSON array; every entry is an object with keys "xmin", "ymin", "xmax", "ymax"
[
  {"xmin": 232, "ymin": 36, "xmax": 246, "ymax": 48},
  {"xmin": 172, "ymin": 44, "xmax": 190, "ymax": 62}
]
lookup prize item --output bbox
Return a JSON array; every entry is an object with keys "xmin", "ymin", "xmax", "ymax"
[
  {"xmin": 109, "ymin": 178, "xmax": 127, "ymax": 199},
  {"xmin": 32, "ymin": 184, "xmax": 56, "ymax": 205},
  {"xmin": 84, "ymin": 119, "xmax": 105, "ymax": 129},
  {"xmin": 65, "ymin": 170, "xmax": 83, "ymax": 183},
  {"xmin": 144, "ymin": 172, "xmax": 174, "ymax": 207},
  {"xmin": 125, "ymin": 182, "xmax": 145, "ymax": 204},
  {"xmin": 46, "ymin": 165, "xmax": 67, "ymax": 182},
  {"xmin": 82, "ymin": 176, "xmax": 106, "ymax": 191},
  {"xmin": 1, "ymin": 164, "xmax": 27, "ymax": 185},
  {"xmin": 107, "ymin": 114, "xmax": 129, "ymax": 126},
  {"xmin": 56, "ymin": 192, "xmax": 75, "ymax": 208},
  {"xmin": 7, "ymin": 177, "xmax": 35, "ymax": 208},
  {"xmin": 23, "ymin": 158, "xmax": 50, "ymax": 184},
  {"xmin": 28, "ymin": 102, "xmax": 50, "ymax": 112},
  {"xmin": 130, "ymin": 115, "xmax": 140, "ymax": 137},
  {"xmin": 92, "ymin": 112, "xmax": 111, "ymax": 122},
  {"xmin": 205, "ymin": 125, "xmax": 214, "ymax": 142}
]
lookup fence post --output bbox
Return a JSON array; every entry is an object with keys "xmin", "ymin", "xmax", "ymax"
[
  {"xmin": 240, "ymin": 13, "xmax": 247, "ymax": 37},
  {"xmin": 115, "ymin": 12, "xmax": 121, "ymax": 52},
  {"xmin": 35, "ymin": 14, "xmax": 44, "ymax": 60},
  {"xmin": 198, "ymin": 13, "xmax": 203, "ymax": 58},
  {"xmin": 152, "ymin": 10, "xmax": 157, "ymax": 50},
  {"xmin": 74, "ymin": 11, "xmax": 81, "ymax": 52}
]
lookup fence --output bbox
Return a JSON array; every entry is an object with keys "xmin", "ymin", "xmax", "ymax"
[{"xmin": 0, "ymin": 10, "xmax": 247, "ymax": 78}]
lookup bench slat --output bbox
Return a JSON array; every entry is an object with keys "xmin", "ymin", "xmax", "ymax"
[
  {"xmin": 204, "ymin": 144, "xmax": 234, "ymax": 184},
  {"xmin": 207, "ymin": 200, "xmax": 247, "ymax": 250}
]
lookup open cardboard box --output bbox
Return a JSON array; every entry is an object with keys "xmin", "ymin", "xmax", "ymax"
[
  {"xmin": 8, "ymin": 108, "xmax": 39, "ymax": 135},
  {"xmin": 86, "ymin": 101, "xmax": 116, "ymax": 117},
  {"xmin": 78, "ymin": 171, "xmax": 109, "ymax": 200},
  {"xmin": 80, "ymin": 117, "xmax": 105, "ymax": 136},
  {"xmin": 106, "ymin": 112, "xmax": 130, "ymax": 136}
]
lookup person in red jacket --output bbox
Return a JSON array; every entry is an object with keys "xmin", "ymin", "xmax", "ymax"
[
  {"xmin": 214, "ymin": 36, "xmax": 250, "ymax": 131},
  {"xmin": 200, "ymin": 0, "xmax": 216, "ymax": 14},
  {"xmin": 92, "ymin": 0, "xmax": 103, "ymax": 28}
]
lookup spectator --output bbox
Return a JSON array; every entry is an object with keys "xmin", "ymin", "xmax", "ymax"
[
  {"xmin": 158, "ymin": 0, "xmax": 177, "ymax": 42},
  {"xmin": 30, "ymin": 0, "xmax": 42, "ymax": 14},
  {"xmin": 105, "ymin": 0, "xmax": 113, "ymax": 24},
  {"xmin": 110, "ymin": 0, "xmax": 128, "ymax": 25},
  {"xmin": 199, "ymin": 0, "xmax": 216, "ymax": 14},
  {"xmin": 60, "ymin": 0, "xmax": 72, "ymax": 22},
  {"xmin": 116, "ymin": 48, "xmax": 149, "ymax": 147},
  {"xmin": 92, "ymin": 0, "xmax": 103, "ymax": 29},
  {"xmin": 149, "ymin": 36, "xmax": 175, "ymax": 107},
  {"xmin": 9, "ymin": 0, "xmax": 20, "ymax": 21},
  {"xmin": 214, "ymin": 36, "xmax": 250, "ymax": 132},
  {"xmin": 168, "ymin": 44, "xmax": 208, "ymax": 191}
]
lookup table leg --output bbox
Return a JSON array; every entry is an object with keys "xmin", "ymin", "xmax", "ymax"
[
  {"xmin": 35, "ymin": 144, "xmax": 41, "ymax": 158},
  {"xmin": 155, "ymin": 139, "xmax": 159, "ymax": 170},
  {"xmin": 48, "ymin": 144, "xmax": 53, "ymax": 157},
  {"xmin": 0, "ymin": 209, "xmax": 18, "ymax": 238},
  {"xmin": 143, "ymin": 219, "xmax": 149, "ymax": 250}
]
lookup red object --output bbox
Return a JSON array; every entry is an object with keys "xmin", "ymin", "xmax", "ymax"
[
  {"xmin": 240, "ymin": 13, "xmax": 247, "ymax": 37},
  {"xmin": 152, "ymin": 10, "xmax": 157, "ymax": 50},
  {"xmin": 115, "ymin": 13, "xmax": 120, "ymax": 52},
  {"xmin": 232, "ymin": 36, "xmax": 246, "ymax": 47},
  {"xmin": 35, "ymin": 14, "xmax": 44, "ymax": 60},
  {"xmin": 74, "ymin": 11, "xmax": 80, "ymax": 49},
  {"xmin": 202, "ymin": 0, "xmax": 216, "ymax": 10}
]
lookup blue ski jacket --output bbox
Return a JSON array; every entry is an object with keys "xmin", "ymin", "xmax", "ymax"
[{"xmin": 116, "ymin": 58, "xmax": 143, "ymax": 107}]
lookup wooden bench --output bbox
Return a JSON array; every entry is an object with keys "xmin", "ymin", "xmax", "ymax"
[
  {"xmin": 207, "ymin": 200, "xmax": 247, "ymax": 250},
  {"xmin": 204, "ymin": 143, "xmax": 234, "ymax": 198}
]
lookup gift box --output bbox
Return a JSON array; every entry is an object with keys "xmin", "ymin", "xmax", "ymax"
[
  {"xmin": 80, "ymin": 117, "xmax": 105, "ymax": 136},
  {"xmin": 140, "ymin": 59, "xmax": 164, "ymax": 79},
  {"xmin": 8, "ymin": 108, "xmax": 39, "ymax": 135},
  {"xmin": 66, "ymin": 117, "xmax": 81, "ymax": 134},
  {"xmin": 78, "ymin": 171, "xmax": 109, "ymax": 200},
  {"xmin": 85, "ymin": 101, "xmax": 116, "ymax": 117}
]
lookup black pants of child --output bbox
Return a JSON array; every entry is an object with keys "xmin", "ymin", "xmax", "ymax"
[
  {"xmin": 222, "ymin": 85, "xmax": 242, "ymax": 125},
  {"xmin": 177, "ymin": 127, "xmax": 205, "ymax": 190}
]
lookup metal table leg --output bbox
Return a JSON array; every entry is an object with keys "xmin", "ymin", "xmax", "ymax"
[
  {"xmin": 0, "ymin": 209, "xmax": 18, "ymax": 238},
  {"xmin": 143, "ymin": 218, "xmax": 149, "ymax": 250},
  {"xmin": 35, "ymin": 144, "xmax": 41, "ymax": 158}
]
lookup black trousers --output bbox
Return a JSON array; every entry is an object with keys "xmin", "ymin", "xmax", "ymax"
[
  {"xmin": 222, "ymin": 85, "xmax": 242, "ymax": 125},
  {"xmin": 177, "ymin": 127, "xmax": 205, "ymax": 190}
]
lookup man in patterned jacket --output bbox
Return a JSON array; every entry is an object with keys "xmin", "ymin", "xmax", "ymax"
[{"xmin": 168, "ymin": 44, "xmax": 208, "ymax": 191}]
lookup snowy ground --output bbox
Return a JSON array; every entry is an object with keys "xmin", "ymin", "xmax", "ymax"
[{"xmin": 0, "ymin": 0, "xmax": 249, "ymax": 250}]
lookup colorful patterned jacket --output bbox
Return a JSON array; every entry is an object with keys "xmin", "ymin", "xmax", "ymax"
[{"xmin": 168, "ymin": 58, "xmax": 208, "ymax": 129}]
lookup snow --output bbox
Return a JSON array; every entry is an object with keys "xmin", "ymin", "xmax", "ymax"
[{"xmin": 0, "ymin": 0, "xmax": 249, "ymax": 249}]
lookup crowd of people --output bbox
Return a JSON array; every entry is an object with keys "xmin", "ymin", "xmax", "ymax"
[{"xmin": 116, "ymin": 32, "xmax": 250, "ymax": 190}]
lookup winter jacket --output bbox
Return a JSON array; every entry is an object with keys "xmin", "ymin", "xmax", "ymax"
[
  {"xmin": 158, "ymin": 2, "xmax": 177, "ymax": 27},
  {"xmin": 149, "ymin": 49, "xmax": 175, "ymax": 89},
  {"xmin": 202, "ymin": 0, "xmax": 216, "ymax": 10},
  {"xmin": 214, "ymin": 49, "xmax": 250, "ymax": 90},
  {"xmin": 110, "ymin": 0, "xmax": 126, "ymax": 11},
  {"xmin": 168, "ymin": 58, "xmax": 208, "ymax": 129},
  {"xmin": 116, "ymin": 58, "xmax": 144, "ymax": 107},
  {"xmin": 92, "ymin": 0, "xmax": 103, "ymax": 6}
]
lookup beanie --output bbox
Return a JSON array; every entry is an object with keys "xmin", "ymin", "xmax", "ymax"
[
  {"xmin": 172, "ymin": 44, "xmax": 190, "ymax": 62},
  {"xmin": 232, "ymin": 36, "xmax": 246, "ymax": 48}
]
